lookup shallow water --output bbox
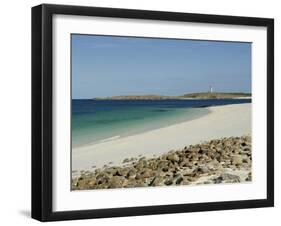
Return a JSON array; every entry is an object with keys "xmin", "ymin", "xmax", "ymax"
[{"xmin": 72, "ymin": 99, "xmax": 251, "ymax": 148}]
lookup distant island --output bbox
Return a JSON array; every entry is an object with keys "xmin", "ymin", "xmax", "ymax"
[{"xmin": 93, "ymin": 92, "xmax": 251, "ymax": 100}]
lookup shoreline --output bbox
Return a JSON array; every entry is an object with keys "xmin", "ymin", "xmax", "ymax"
[
  {"xmin": 72, "ymin": 135, "xmax": 252, "ymax": 190},
  {"xmin": 72, "ymin": 103, "xmax": 251, "ymax": 173},
  {"xmin": 73, "ymin": 107, "xmax": 210, "ymax": 149}
]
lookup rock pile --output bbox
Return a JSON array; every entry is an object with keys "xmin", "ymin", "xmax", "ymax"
[{"xmin": 72, "ymin": 135, "xmax": 251, "ymax": 190}]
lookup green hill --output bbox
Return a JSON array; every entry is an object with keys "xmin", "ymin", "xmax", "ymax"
[{"xmin": 179, "ymin": 92, "xmax": 251, "ymax": 99}]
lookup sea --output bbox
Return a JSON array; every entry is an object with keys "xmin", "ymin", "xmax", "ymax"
[{"xmin": 72, "ymin": 99, "xmax": 251, "ymax": 148}]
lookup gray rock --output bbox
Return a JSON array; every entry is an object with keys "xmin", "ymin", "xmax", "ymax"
[
  {"xmin": 123, "ymin": 158, "xmax": 130, "ymax": 163},
  {"xmin": 214, "ymin": 173, "xmax": 241, "ymax": 184},
  {"xmin": 149, "ymin": 176, "xmax": 165, "ymax": 186},
  {"xmin": 167, "ymin": 153, "xmax": 180, "ymax": 162},
  {"xmin": 135, "ymin": 169, "xmax": 153, "ymax": 179},
  {"xmin": 232, "ymin": 155, "xmax": 243, "ymax": 165},
  {"xmin": 108, "ymin": 176, "xmax": 125, "ymax": 188},
  {"xmin": 197, "ymin": 166, "xmax": 209, "ymax": 174},
  {"xmin": 126, "ymin": 169, "xmax": 137, "ymax": 179},
  {"xmin": 173, "ymin": 173, "xmax": 184, "ymax": 184},
  {"xmin": 164, "ymin": 178, "xmax": 173, "ymax": 186},
  {"xmin": 246, "ymin": 172, "xmax": 252, "ymax": 181}
]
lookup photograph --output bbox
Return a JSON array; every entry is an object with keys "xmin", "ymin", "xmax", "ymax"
[
  {"xmin": 30, "ymin": 3, "xmax": 274, "ymax": 221},
  {"xmin": 71, "ymin": 34, "xmax": 252, "ymax": 190}
]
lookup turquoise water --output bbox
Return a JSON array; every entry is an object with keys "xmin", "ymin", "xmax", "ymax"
[{"xmin": 72, "ymin": 99, "xmax": 251, "ymax": 148}]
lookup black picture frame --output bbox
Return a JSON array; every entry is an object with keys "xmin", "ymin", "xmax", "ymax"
[{"xmin": 32, "ymin": 3, "xmax": 274, "ymax": 222}]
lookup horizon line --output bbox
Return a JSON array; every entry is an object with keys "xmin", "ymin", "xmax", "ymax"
[{"xmin": 72, "ymin": 91, "xmax": 252, "ymax": 100}]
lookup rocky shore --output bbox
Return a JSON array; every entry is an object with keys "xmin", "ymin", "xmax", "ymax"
[{"xmin": 72, "ymin": 135, "xmax": 251, "ymax": 190}]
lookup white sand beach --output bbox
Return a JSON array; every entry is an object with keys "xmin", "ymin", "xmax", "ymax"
[{"xmin": 72, "ymin": 103, "xmax": 251, "ymax": 172}]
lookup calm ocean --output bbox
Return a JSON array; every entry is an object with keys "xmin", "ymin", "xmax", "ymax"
[{"xmin": 72, "ymin": 99, "xmax": 251, "ymax": 148}]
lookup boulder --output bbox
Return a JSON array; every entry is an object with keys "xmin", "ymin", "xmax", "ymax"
[
  {"xmin": 214, "ymin": 173, "xmax": 241, "ymax": 184},
  {"xmin": 122, "ymin": 158, "xmax": 130, "ymax": 163},
  {"xmin": 135, "ymin": 169, "xmax": 154, "ymax": 179},
  {"xmin": 232, "ymin": 155, "xmax": 243, "ymax": 165},
  {"xmin": 108, "ymin": 176, "xmax": 125, "ymax": 188},
  {"xmin": 149, "ymin": 176, "xmax": 165, "ymax": 186},
  {"xmin": 126, "ymin": 169, "xmax": 137, "ymax": 179},
  {"xmin": 173, "ymin": 173, "xmax": 184, "ymax": 184},
  {"xmin": 164, "ymin": 178, "xmax": 173, "ymax": 186},
  {"xmin": 167, "ymin": 153, "xmax": 180, "ymax": 162}
]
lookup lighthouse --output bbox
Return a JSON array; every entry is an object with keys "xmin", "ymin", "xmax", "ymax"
[{"xmin": 209, "ymin": 85, "xmax": 213, "ymax": 93}]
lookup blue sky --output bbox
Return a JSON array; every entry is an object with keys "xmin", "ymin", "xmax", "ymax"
[{"xmin": 72, "ymin": 34, "xmax": 251, "ymax": 99}]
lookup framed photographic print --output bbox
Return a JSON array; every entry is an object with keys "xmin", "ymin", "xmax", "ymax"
[{"xmin": 32, "ymin": 4, "xmax": 274, "ymax": 221}]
